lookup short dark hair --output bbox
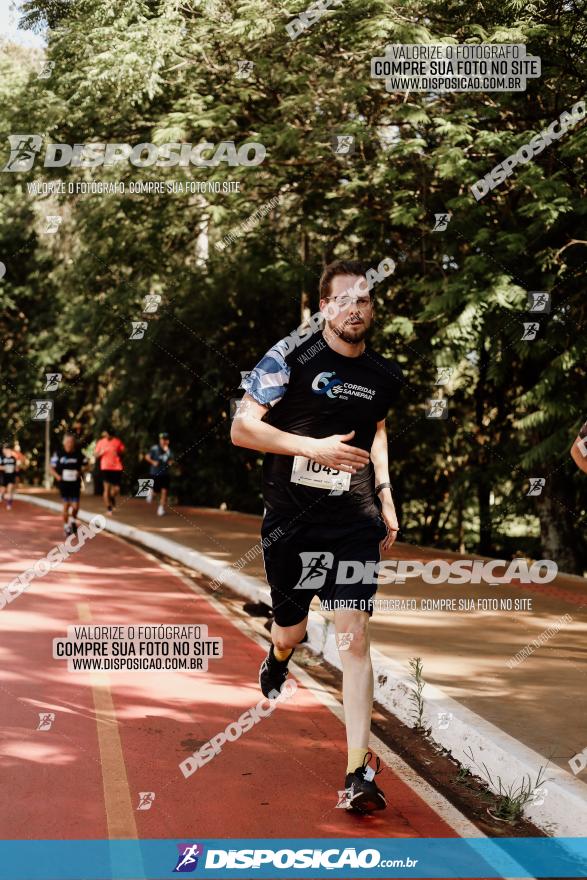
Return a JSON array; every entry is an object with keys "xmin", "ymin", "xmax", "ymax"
[{"xmin": 319, "ymin": 260, "xmax": 369, "ymax": 301}]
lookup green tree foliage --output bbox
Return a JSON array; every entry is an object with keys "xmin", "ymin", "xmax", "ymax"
[{"xmin": 1, "ymin": 0, "xmax": 585, "ymax": 569}]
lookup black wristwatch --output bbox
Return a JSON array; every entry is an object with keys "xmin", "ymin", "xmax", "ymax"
[{"xmin": 375, "ymin": 481, "xmax": 392, "ymax": 496}]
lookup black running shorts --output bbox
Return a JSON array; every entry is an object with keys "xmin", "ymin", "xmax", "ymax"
[
  {"xmin": 261, "ymin": 510, "xmax": 388, "ymax": 627},
  {"xmin": 60, "ymin": 482, "xmax": 81, "ymax": 503},
  {"xmin": 153, "ymin": 473, "xmax": 170, "ymax": 492},
  {"xmin": 101, "ymin": 469, "xmax": 122, "ymax": 486}
]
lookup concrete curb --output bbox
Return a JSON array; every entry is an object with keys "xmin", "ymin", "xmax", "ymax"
[{"xmin": 17, "ymin": 493, "xmax": 587, "ymax": 836}]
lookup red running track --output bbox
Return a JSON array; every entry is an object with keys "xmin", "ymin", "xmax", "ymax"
[{"xmin": 0, "ymin": 503, "xmax": 471, "ymax": 843}]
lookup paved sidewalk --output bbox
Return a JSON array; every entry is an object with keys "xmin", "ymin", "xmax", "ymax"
[{"xmin": 11, "ymin": 489, "xmax": 587, "ymax": 779}]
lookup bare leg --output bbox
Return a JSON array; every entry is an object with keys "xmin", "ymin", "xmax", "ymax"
[
  {"xmin": 271, "ymin": 617, "xmax": 308, "ymax": 654},
  {"xmin": 334, "ymin": 609, "xmax": 373, "ymax": 756}
]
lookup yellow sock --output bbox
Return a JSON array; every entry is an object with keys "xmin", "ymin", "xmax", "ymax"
[
  {"xmin": 273, "ymin": 646, "xmax": 293, "ymax": 662},
  {"xmin": 347, "ymin": 747, "xmax": 369, "ymax": 774}
]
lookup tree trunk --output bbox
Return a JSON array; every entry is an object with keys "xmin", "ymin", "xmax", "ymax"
[
  {"xmin": 300, "ymin": 230, "xmax": 310, "ymax": 323},
  {"xmin": 535, "ymin": 470, "xmax": 581, "ymax": 574},
  {"xmin": 478, "ymin": 483, "xmax": 492, "ymax": 556},
  {"xmin": 475, "ymin": 332, "xmax": 492, "ymax": 555}
]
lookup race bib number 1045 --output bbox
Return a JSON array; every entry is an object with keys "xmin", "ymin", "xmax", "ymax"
[{"xmin": 290, "ymin": 456, "xmax": 351, "ymax": 492}]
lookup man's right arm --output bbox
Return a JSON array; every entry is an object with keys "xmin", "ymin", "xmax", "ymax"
[
  {"xmin": 230, "ymin": 394, "xmax": 369, "ymax": 473},
  {"xmin": 231, "ymin": 394, "xmax": 312, "ymax": 457},
  {"xmin": 145, "ymin": 446, "xmax": 158, "ymax": 467}
]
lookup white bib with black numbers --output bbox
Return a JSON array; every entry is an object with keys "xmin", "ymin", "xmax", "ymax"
[
  {"xmin": 61, "ymin": 469, "xmax": 78, "ymax": 481},
  {"xmin": 290, "ymin": 456, "xmax": 351, "ymax": 492}
]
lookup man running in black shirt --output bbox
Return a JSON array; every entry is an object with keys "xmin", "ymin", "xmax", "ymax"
[
  {"xmin": 50, "ymin": 433, "xmax": 88, "ymax": 536},
  {"xmin": 231, "ymin": 260, "xmax": 403, "ymax": 813}
]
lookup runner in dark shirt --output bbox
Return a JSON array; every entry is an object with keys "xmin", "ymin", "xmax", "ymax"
[
  {"xmin": 144, "ymin": 432, "xmax": 173, "ymax": 516},
  {"xmin": 50, "ymin": 433, "xmax": 88, "ymax": 536},
  {"xmin": 232, "ymin": 259, "xmax": 404, "ymax": 813},
  {"xmin": 0, "ymin": 444, "xmax": 25, "ymax": 510}
]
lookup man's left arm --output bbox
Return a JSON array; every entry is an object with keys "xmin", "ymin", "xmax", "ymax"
[{"xmin": 371, "ymin": 419, "xmax": 399, "ymax": 549}]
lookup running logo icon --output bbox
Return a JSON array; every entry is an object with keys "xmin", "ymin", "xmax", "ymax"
[
  {"xmin": 37, "ymin": 61, "xmax": 55, "ymax": 79},
  {"xmin": 521, "ymin": 322, "xmax": 540, "ymax": 341},
  {"xmin": 37, "ymin": 712, "xmax": 55, "ymax": 731},
  {"xmin": 311, "ymin": 371, "xmax": 344, "ymax": 399},
  {"xmin": 44, "ymin": 372, "xmax": 62, "ymax": 391},
  {"xmin": 236, "ymin": 60, "xmax": 254, "ymax": 79},
  {"xmin": 426, "ymin": 399, "xmax": 448, "ymax": 419},
  {"xmin": 294, "ymin": 551, "xmax": 334, "ymax": 590},
  {"xmin": 432, "ymin": 212, "xmax": 452, "ymax": 232},
  {"xmin": 173, "ymin": 843, "xmax": 204, "ymax": 872},
  {"xmin": 527, "ymin": 291, "xmax": 551, "ymax": 314},
  {"xmin": 3, "ymin": 134, "xmax": 43, "ymax": 172},
  {"xmin": 130, "ymin": 321, "xmax": 148, "ymax": 340},
  {"xmin": 31, "ymin": 400, "xmax": 54, "ymax": 421},
  {"xmin": 143, "ymin": 293, "xmax": 162, "ymax": 313},
  {"xmin": 435, "ymin": 367, "xmax": 453, "ymax": 386},
  {"xmin": 331, "ymin": 134, "xmax": 355, "ymax": 155},
  {"xmin": 44, "ymin": 215, "xmax": 62, "ymax": 234},
  {"xmin": 527, "ymin": 478, "xmax": 546, "ymax": 496},
  {"xmin": 336, "ymin": 632, "xmax": 354, "ymax": 651},
  {"xmin": 136, "ymin": 791, "xmax": 155, "ymax": 811}
]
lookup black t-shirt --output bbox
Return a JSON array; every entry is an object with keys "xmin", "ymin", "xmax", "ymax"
[
  {"xmin": 241, "ymin": 330, "xmax": 404, "ymax": 524},
  {"xmin": 1, "ymin": 454, "xmax": 18, "ymax": 475},
  {"xmin": 52, "ymin": 451, "xmax": 86, "ymax": 490}
]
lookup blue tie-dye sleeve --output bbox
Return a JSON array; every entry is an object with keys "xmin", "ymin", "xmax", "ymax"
[{"xmin": 240, "ymin": 339, "xmax": 291, "ymax": 407}]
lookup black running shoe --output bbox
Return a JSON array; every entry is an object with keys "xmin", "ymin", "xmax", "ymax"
[
  {"xmin": 343, "ymin": 752, "xmax": 386, "ymax": 813},
  {"xmin": 259, "ymin": 644, "xmax": 293, "ymax": 699},
  {"xmin": 70, "ymin": 520, "xmax": 78, "ymax": 535}
]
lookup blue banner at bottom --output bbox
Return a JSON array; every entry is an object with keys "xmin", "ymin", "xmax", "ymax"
[{"xmin": 1, "ymin": 837, "xmax": 587, "ymax": 879}]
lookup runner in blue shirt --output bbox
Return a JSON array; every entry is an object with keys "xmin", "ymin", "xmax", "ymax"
[{"xmin": 145, "ymin": 432, "xmax": 174, "ymax": 516}]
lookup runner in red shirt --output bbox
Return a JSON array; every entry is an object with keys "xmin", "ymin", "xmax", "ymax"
[{"xmin": 94, "ymin": 428, "xmax": 125, "ymax": 515}]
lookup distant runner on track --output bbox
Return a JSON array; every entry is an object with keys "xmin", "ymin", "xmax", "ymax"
[
  {"xmin": 94, "ymin": 427, "xmax": 125, "ymax": 515},
  {"xmin": 144, "ymin": 432, "xmax": 174, "ymax": 516},
  {"xmin": 50, "ymin": 433, "xmax": 88, "ymax": 536},
  {"xmin": 232, "ymin": 259, "xmax": 404, "ymax": 814},
  {"xmin": 0, "ymin": 443, "xmax": 26, "ymax": 511}
]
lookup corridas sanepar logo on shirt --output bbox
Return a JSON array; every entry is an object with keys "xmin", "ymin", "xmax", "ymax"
[{"xmin": 311, "ymin": 371, "xmax": 376, "ymax": 401}]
